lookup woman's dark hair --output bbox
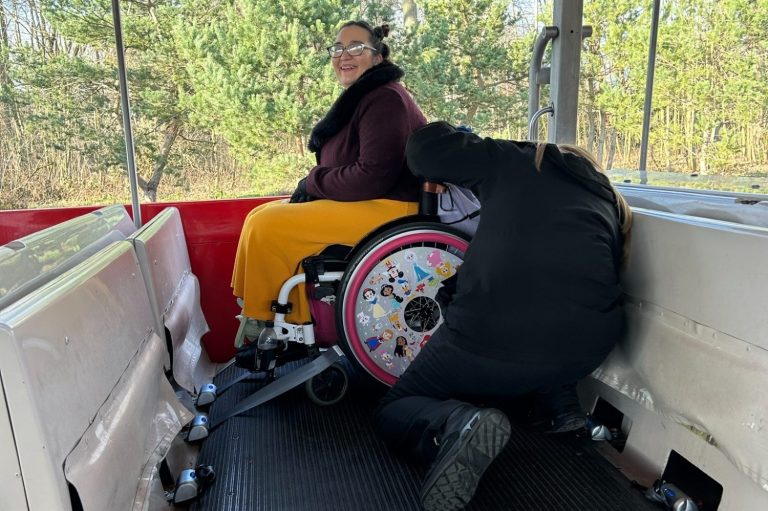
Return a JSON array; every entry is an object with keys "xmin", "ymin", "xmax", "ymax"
[{"xmin": 339, "ymin": 20, "xmax": 391, "ymax": 61}]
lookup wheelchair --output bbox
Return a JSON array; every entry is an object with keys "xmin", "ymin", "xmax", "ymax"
[{"xmin": 229, "ymin": 183, "xmax": 472, "ymax": 408}]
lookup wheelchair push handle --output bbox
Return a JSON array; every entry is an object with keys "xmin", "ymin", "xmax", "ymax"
[{"xmin": 420, "ymin": 181, "xmax": 447, "ymax": 216}]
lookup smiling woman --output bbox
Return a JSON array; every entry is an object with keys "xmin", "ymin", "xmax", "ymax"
[
  {"xmin": 230, "ymin": 20, "xmax": 426, "ymax": 343},
  {"xmin": 330, "ymin": 22, "xmax": 387, "ymax": 88}
]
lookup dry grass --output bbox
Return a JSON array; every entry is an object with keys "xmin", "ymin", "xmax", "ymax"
[
  {"xmin": 3, "ymin": 128, "xmax": 767, "ymax": 211},
  {"xmin": 0, "ymin": 131, "xmax": 286, "ymax": 210}
]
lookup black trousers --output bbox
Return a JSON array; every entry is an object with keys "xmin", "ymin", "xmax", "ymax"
[{"xmin": 372, "ymin": 330, "xmax": 601, "ymax": 464}]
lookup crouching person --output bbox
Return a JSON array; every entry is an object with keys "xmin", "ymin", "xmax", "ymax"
[{"xmin": 373, "ymin": 121, "xmax": 633, "ymax": 511}]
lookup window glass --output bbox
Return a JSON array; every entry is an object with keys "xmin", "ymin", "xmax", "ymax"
[{"xmin": 580, "ymin": 0, "xmax": 768, "ymax": 194}]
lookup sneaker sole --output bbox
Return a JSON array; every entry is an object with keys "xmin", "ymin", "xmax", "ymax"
[
  {"xmin": 546, "ymin": 414, "xmax": 587, "ymax": 434},
  {"xmin": 421, "ymin": 409, "xmax": 511, "ymax": 511}
]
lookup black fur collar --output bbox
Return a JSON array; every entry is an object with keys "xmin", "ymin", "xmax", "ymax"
[{"xmin": 308, "ymin": 61, "xmax": 404, "ymax": 153}]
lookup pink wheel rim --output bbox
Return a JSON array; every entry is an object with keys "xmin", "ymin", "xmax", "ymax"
[{"xmin": 343, "ymin": 231, "xmax": 469, "ymax": 386}]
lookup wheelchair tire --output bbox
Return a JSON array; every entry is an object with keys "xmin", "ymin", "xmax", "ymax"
[
  {"xmin": 336, "ymin": 221, "xmax": 470, "ymax": 387},
  {"xmin": 305, "ymin": 362, "xmax": 349, "ymax": 406}
]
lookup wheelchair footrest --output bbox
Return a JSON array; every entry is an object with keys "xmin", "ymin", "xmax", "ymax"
[{"xmin": 210, "ymin": 346, "xmax": 344, "ymax": 430}]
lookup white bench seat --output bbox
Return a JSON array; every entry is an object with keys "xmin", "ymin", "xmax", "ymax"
[
  {"xmin": 0, "ymin": 240, "xmax": 192, "ymax": 511},
  {"xmin": 0, "ymin": 205, "xmax": 134, "ymax": 311},
  {"xmin": 129, "ymin": 207, "xmax": 215, "ymax": 393}
]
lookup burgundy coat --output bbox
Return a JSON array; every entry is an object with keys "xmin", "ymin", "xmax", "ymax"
[{"xmin": 305, "ymin": 81, "xmax": 426, "ymax": 202}]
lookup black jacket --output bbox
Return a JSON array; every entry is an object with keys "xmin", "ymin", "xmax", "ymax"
[{"xmin": 406, "ymin": 121, "xmax": 625, "ymax": 364}]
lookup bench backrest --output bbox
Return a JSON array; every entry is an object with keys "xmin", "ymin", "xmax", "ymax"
[
  {"xmin": 0, "ymin": 205, "xmax": 134, "ymax": 311},
  {"xmin": 128, "ymin": 207, "xmax": 214, "ymax": 392},
  {"xmin": 0, "ymin": 240, "xmax": 191, "ymax": 510}
]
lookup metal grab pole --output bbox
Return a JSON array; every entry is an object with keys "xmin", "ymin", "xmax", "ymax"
[
  {"xmin": 528, "ymin": 27, "xmax": 559, "ymax": 123},
  {"xmin": 639, "ymin": 0, "xmax": 661, "ymax": 185},
  {"xmin": 529, "ymin": 105, "xmax": 554, "ymax": 140},
  {"xmin": 111, "ymin": 0, "xmax": 142, "ymax": 229}
]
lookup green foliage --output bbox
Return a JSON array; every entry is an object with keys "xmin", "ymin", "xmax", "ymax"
[
  {"xmin": 396, "ymin": 0, "xmax": 531, "ymax": 133},
  {"xmin": 4, "ymin": 0, "xmax": 198, "ymax": 200},
  {"xmin": 248, "ymin": 151, "xmax": 317, "ymax": 196},
  {"xmin": 1, "ymin": 0, "xmax": 768, "ymax": 208},
  {"xmin": 580, "ymin": 0, "xmax": 768, "ymax": 173},
  {"xmin": 174, "ymin": 0, "xmax": 353, "ymax": 160},
  {"xmin": 11, "ymin": 47, "xmax": 124, "ymax": 167},
  {"xmin": 44, "ymin": 0, "xmax": 115, "ymax": 49},
  {"xmin": 581, "ymin": 0, "xmax": 649, "ymax": 138}
]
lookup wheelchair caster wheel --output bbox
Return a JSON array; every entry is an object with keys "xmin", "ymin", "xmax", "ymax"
[{"xmin": 305, "ymin": 362, "xmax": 349, "ymax": 406}]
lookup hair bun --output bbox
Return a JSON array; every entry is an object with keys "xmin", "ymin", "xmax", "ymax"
[{"xmin": 374, "ymin": 24, "xmax": 390, "ymax": 39}]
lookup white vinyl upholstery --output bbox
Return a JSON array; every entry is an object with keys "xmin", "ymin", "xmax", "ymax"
[
  {"xmin": 0, "ymin": 241, "xmax": 192, "ymax": 511},
  {"xmin": 128, "ymin": 207, "xmax": 214, "ymax": 393}
]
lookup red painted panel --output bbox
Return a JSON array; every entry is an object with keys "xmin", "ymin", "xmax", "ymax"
[
  {"xmin": 0, "ymin": 196, "xmax": 282, "ymax": 362},
  {"xmin": 0, "ymin": 205, "xmax": 103, "ymax": 244},
  {"xmin": 149, "ymin": 198, "xmax": 279, "ymax": 362}
]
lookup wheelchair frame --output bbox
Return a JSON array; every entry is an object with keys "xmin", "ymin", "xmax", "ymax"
[{"xmin": 221, "ymin": 185, "xmax": 474, "ymax": 418}]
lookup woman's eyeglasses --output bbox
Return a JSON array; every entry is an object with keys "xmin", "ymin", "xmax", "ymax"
[{"xmin": 327, "ymin": 42, "xmax": 377, "ymax": 58}]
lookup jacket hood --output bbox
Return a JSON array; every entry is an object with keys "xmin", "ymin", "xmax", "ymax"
[{"xmin": 542, "ymin": 143, "xmax": 618, "ymax": 207}]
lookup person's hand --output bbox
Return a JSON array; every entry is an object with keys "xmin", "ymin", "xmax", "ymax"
[
  {"xmin": 289, "ymin": 177, "xmax": 314, "ymax": 203},
  {"xmin": 435, "ymin": 273, "xmax": 459, "ymax": 309}
]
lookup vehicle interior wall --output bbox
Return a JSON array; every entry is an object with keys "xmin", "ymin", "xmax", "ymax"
[{"xmin": 581, "ymin": 208, "xmax": 768, "ymax": 509}]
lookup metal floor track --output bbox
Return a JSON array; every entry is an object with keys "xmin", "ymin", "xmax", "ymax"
[{"xmin": 191, "ymin": 361, "xmax": 660, "ymax": 511}]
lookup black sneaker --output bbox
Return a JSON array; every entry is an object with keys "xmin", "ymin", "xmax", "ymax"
[
  {"xmin": 524, "ymin": 384, "xmax": 587, "ymax": 434},
  {"xmin": 420, "ymin": 406, "xmax": 511, "ymax": 511},
  {"xmin": 546, "ymin": 410, "xmax": 588, "ymax": 434}
]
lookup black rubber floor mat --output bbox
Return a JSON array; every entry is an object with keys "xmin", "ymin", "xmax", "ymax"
[{"xmin": 191, "ymin": 361, "xmax": 659, "ymax": 511}]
